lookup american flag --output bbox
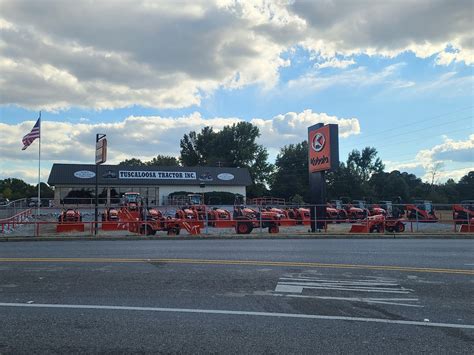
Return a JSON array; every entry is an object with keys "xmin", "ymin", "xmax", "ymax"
[{"xmin": 22, "ymin": 114, "xmax": 41, "ymax": 150}]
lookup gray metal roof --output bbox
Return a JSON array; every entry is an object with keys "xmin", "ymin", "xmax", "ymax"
[{"xmin": 47, "ymin": 163, "xmax": 252, "ymax": 186}]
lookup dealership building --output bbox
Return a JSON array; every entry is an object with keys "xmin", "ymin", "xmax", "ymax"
[{"xmin": 47, "ymin": 164, "xmax": 252, "ymax": 205}]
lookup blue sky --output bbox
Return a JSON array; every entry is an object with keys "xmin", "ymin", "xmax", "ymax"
[{"xmin": 0, "ymin": 0, "xmax": 473, "ymax": 184}]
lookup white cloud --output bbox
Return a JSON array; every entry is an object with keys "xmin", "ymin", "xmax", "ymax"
[
  {"xmin": 315, "ymin": 57, "xmax": 356, "ymax": 69},
  {"xmin": 251, "ymin": 110, "xmax": 360, "ymax": 148},
  {"xmin": 385, "ymin": 135, "xmax": 474, "ymax": 182},
  {"xmin": 0, "ymin": 110, "xmax": 360, "ymax": 183},
  {"xmin": 288, "ymin": 63, "xmax": 414, "ymax": 92},
  {"xmin": 291, "ymin": 1, "xmax": 474, "ymax": 65},
  {"xmin": 416, "ymin": 134, "xmax": 474, "ymax": 165},
  {"xmin": 0, "ymin": 0, "xmax": 472, "ymax": 111}
]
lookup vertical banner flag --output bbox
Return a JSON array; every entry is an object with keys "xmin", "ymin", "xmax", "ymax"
[{"xmin": 22, "ymin": 114, "xmax": 41, "ymax": 150}]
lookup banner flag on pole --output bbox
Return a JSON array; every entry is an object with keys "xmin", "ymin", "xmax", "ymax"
[{"xmin": 22, "ymin": 114, "xmax": 41, "ymax": 150}]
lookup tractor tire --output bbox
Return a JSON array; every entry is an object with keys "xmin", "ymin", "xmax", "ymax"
[
  {"xmin": 268, "ymin": 225, "xmax": 279, "ymax": 234},
  {"xmin": 395, "ymin": 222, "xmax": 405, "ymax": 233},
  {"xmin": 140, "ymin": 224, "xmax": 154, "ymax": 235},
  {"xmin": 167, "ymin": 227, "xmax": 180, "ymax": 236},
  {"xmin": 370, "ymin": 225, "xmax": 380, "ymax": 233},
  {"xmin": 236, "ymin": 221, "xmax": 252, "ymax": 234}
]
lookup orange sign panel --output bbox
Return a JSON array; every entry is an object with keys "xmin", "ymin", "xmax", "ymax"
[{"xmin": 308, "ymin": 125, "xmax": 331, "ymax": 172}]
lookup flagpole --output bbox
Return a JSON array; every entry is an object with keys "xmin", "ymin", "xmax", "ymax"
[{"xmin": 37, "ymin": 111, "xmax": 41, "ymax": 218}]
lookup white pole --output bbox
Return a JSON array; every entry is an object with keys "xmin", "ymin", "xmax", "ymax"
[{"xmin": 37, "ymin": 111, "xmax": 41, "ymax": 218}]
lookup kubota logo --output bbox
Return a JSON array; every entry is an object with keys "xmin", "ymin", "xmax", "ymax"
[{"xmin": 311, "ymin": 133, "xmax": 325, "ymax": 152}]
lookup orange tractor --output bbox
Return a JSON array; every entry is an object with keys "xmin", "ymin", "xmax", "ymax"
[
  {"xmin": 326, "ymin": 200, "xmax": 348, "ymax": 222},
  {"xmin": 378, "ymin": 201, "xmax": 404, "ymax": 218},
  {"xmin": 453, "ymin": 200, "xmax": 474, "ymax": 224},
  {"xmin": 102, "ymin": 207, "xmax": 119, "ymax": 221},
  {"xmin": 286, "ymin": 207, "xmax": 311, "ymax": 225},
  {"xmin": 344, "ymin": 201, "xmax": 368, "ymax": 221},
  {"xmin": 350, "ymin": 214, "xmax": 405, "ymax": 233},
  {"xmin": 367, "ymin": 204, "xmax": 387, "ymax": 217},
  {"xmin": 121, "ymin": 192, "xmax": 140, "ymax": 211},
  {"xmin": 207, "ymin": 207, "xmax": 232, "ymax": 227},
  {"xmin": 58, "ymin": 209, "xmax": 82, "ymax": 223},
  {"xmin": 175, "ymin": 194, "xmax": 207, "ymax": 220},
  {"xmin": 406, "ymin": 200, "xmax": 438, "ymax": 222},
  {"xmin": 233, "ymin": 205, "xmax": 282, "ymax": 234},
  {"xmin": 56, "ymin": 209, "xmax": 84, "ymax": 232}
]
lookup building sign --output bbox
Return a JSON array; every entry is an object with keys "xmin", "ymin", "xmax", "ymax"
[
  {"xmin": 217, "ymin": 173, "xmax": 235, "ymax": 181},
  {"xmin": 119, "ymin": 170, "xmax": 197, "ymax": 180},
  {"xmin": 102, "ymin": 170, "xmax": 117, "ymax": 179},
  {"xmin": 74, "ymin": 170, "xmax": 96, "ymax": 179},
  {"xmin": 199, "ymin": 172, "xmax": 213, "ymax": 181},
  {"xmin": 308, "ymin": 124, "xmax": 339, "ymax": 173},
  {"xmin": 95, "ymin": 136, "xmax": 107, "ymax": 164}
]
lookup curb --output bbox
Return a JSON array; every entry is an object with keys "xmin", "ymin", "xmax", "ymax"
[{"xmin": 1, "ymin": 233, "xmax": 473, "ymax": 242}]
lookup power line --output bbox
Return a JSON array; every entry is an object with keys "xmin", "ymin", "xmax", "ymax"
[
  {"xmin": 370, "ymin": 125, "xmax": 472, "ymax": 157},
  {"xmin": 352, "ymin": 115, "xmax": 473, "ymax": 147},
  {"xmin": 351, "ymin": 105, "xmax": 473, "ymax": 141}
]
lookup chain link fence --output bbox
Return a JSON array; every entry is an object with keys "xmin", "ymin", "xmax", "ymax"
[{"xmin": 1, "ymin": 199, "xmax": 473, "ymax": 237}]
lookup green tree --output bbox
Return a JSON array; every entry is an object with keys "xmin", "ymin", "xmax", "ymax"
[
  {"xmin": 118, "ymin": 158, "xmax": 146, "ymax": 167},
  {"xmin": 38, "ymin": 182, "xmax": 54, "ymax": 198},
  {"xmin": 326, "ymin": 163, "xmax": 364, "ymax": 200},
  {"xmin": 456, "ymin": 171, "xmax": 474, "ymax": 200},
  {"xmin": 180, "ymin": 127, "xmax": 218, "ymax": 166},
  {"xmin": 179, "ymin": 122, "xmax": 273, "ymax": 197},
  {"xmin": 347, "ymin": 147, "xmax": 385, "ymax": 183},
  {"xmin": 146, "ymin": 155, "xmax": 179, "ymax": 166},
  {"xmin": 1, "ymin": 187, "xmax": 12, "ymax": 199},
  {"xmin": 0, "ymin": 178, "xmax": 54, "ymax": 200},
  {"xmin": 369, "ymin": 171, "xmax": 410, "ymax": 202},
  {"xmin": 271, "ymin": 141, "xmax": 309, "ymax": 201}
]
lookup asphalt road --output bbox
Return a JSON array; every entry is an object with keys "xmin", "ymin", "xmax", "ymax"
[{"xmin": 0, "ymin": 239, "xmax": 473, "ymax": 354}]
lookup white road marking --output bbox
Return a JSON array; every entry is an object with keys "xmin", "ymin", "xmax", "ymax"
[
  {"xmin": 275, "ymin": 284, "xmax": 303, "ymax": 293},
  {"xmin": 273, "ymin": 273, "xmax": 421, "ymax": 308},
  {"xmin": 279, "ymin": 277, "xmax": 399, "ymax": 286},
  {"xmin": 279, "ymin": 281, "xmax": 410, "ymax": 290},
  {"xmin": 0, "ymin": 302, "xmax": 471, "ymax": 329},
  {"xmin": 276, "ymin": 284, "xmax": 411, "ymax": 294},
  {"xmin": 274, "ymin": 294, "xmax": 423, "ymax": 308}
]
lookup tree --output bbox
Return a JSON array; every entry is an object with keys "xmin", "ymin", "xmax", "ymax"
[
  {"xmin": 271, "ymin": 141, "xmax": 309, "ymax": 201},
  {"xmin": 180, "ymin": 127, "xmax": 217, "ymax": 166},
  {"xmin": 146, "ymin": 155, "xmax": 179, "ymax": 166},
  {"xmin": 0, "ymin": 178, "xmax": 54, "ymax": 200},
  {"xmin": 347, "ymin": 147, "xmax": 385, "ymax": 183},
  {"xmin": 118, "ymin": 158, "xmax": 146, "ymax": 167},
  {"xmin": 326, "ymin": 163, "xmax": 364, "ymax": 200},
  {"xmin": 369, "ymin": 171, "xmax": 410, "ymax": 202},
  {"xmin": 118, "ymin": 155, "xmax": 179, "ymax": 167},
  {"xmin": 179, "ymin": 122, "xmax": 273, "ymax": 196},
  {"xmin": 38, "ymin": 182, "xmax": 54, "ymax": 198},
  {"xmin": 0, "ymin": 178, "xmax": 36, "ymax": 200},
  {"xmin": 457, "ymin": 171, "xmax": 474, "ymax": 200}
]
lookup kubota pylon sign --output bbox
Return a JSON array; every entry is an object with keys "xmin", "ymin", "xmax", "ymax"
[{"xmin": 308, "ymin": 124, "xmax": 339, "ymax": 173}]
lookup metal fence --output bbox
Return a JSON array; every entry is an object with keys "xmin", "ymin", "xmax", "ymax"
[
  {"xmin": 0, "ymin": 201, "xmax": 472, "ymax": 237},
  {"xmin": 0, "ymin": 198, "xmax": 29, "ymax": 220}
]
